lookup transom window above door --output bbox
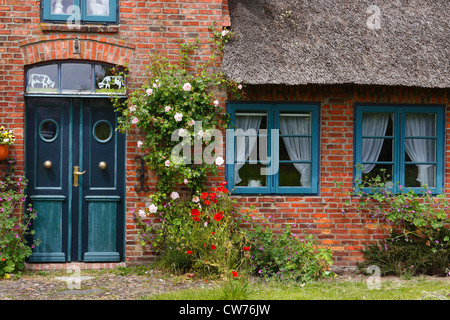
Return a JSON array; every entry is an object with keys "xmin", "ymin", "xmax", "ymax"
[
  {"xmin": 354, "ymin": 105, "xmax": 445, "ymax": 194},
  {"xmin": 41, "ymin": 0, "xmax": 118, "ymax": 24},
  {"xmin": 26, "ymin": 62, "xmax": 126, "ymax": 95}
]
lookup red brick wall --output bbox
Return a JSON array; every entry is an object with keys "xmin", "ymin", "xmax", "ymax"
[{"xmin": 0, "ymin": 0, "xmax": 230, "ymax": 265}]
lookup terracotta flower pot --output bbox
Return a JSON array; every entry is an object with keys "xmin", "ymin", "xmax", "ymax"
[{"xmin": 0, "ymin": 144, "xmax": 8, "ymax": 161}]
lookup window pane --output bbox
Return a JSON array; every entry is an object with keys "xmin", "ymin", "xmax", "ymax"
[
  {"xmin": 51, "ymin": 0, "xmax": 75, "ymax": 14},
  {"xmin": 404, "ymin": 139, "xmax": 436, "ymax": 163},
  {"xmin": 27, "ymin": 64, "xmax": 59, "ymax": 93},
  {"xmin": 361, "ymin": 164, "xmax": 393, "ymax": 187},
  {"xmin": 61, "ymin": 63, "xmax": 92, "ymax": 92},
  {"xmin": 362, "ymin": 138, "xmax": 393, "ymax": 162},
  {"xmin": 95, "ymin": 64, "xmax": 125, "ymax": 93},
  {"xmin": 405, "ymin": 164, "xmax": 436, "ymax": 188},
  {"xmin": 235, "ymin": 163, "xmax": 267, "ymax": 187},
  {"xmin": 86, "ymin": 0, "xmax": 110, "ymax": 16},
  {"xmin": 362, "ymin": 113, "xmax": 392, "ymax": 137},
  {"xmin": 234, "ymin": 113, "xmax": 267, "ymax": 164},
  {"xmin": 40, "ymin": 120, "xmax": 58, "ymax": 142},
  {"xmin": 279, "ymin": 163, "xmax": 311, "ymax": 187},
  {"xmin": 279, "ymin": 112, "xmax": 311, "ymax": 135},
  {"xmin": 405, "ymin": 113, "xmax": 436, "ymax": 137},
  {"xmin": 279, "ymin": 137, "xmax": 311, "ymax": 161},
  {"xmin": 93, "ymin": 120, "xmax": 112, "ymax": 143}
]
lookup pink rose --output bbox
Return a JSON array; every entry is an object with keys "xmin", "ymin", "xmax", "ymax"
[{"xmin": 182, "ymin": 82, "xmax": 192, "ymax": 91}]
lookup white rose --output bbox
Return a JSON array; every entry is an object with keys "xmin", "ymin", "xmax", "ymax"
[
  {"xmin": 215, "ymin": 156, "xmax": 224, "ymax": 166},
  {"xmin": 174, "ymin": 112, "xmax": 183, "ymax": 122},
  {"xmin": 182, "ymin": 82, "xmax": 192, "ymax": 91},
  {"xmin": 138, "ymin": 209, "xmax": 146, "ymax": 218},
  {"xmin": 148, "ymin": 204, "xmax": 158, "ymax": 214}
]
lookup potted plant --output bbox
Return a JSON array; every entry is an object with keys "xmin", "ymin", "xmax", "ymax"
[{"xmin": 0, "ymin": 126, "xmax": 15, "ymax": 161}]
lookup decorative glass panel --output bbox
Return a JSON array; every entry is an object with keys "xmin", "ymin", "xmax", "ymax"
[
  {"xmin": 39, "ymin": 120, "xmax": 59, "ymax": 142},
  {"xmin": 27, "ymin": 64, "xmax": 59, "ymax": 93},
  {"xmin": 93, "ymin": 120, "xmax": 113, "ymax": 143},
  {"xmin": 61, "ymin": 63, "xmax": 92, "ymax": 92},
  {"xmin": 95, "ymin": 64, "xmax": 125, "ymax": 94}
]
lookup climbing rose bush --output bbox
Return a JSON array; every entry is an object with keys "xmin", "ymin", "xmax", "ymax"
[{"xmin": 135, "ymin": 182, "xmax": 252, "ymax": 276}]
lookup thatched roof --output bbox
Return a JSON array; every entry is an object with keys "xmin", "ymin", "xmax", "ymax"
[{"xmin": 222, "ymin": 0, "xmax": 450, "ymax": 88}]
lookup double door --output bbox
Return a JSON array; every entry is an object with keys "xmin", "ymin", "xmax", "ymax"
[{"xmin": 26, "ymin": 98, "xmax": 125, "ymax": 262}]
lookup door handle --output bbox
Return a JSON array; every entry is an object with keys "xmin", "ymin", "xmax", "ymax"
[{"xmin": 73, "ymin": 165, "xmax": 86, "ymax": 187}]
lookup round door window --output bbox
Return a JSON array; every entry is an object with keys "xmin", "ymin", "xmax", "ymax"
[
  {"xmin": 39, "ymin": 119, "xmax": 59, "ymax": 142},
  {"xmin": 93, "ymin": 120, "xmax": 113, "ymax": 143}
]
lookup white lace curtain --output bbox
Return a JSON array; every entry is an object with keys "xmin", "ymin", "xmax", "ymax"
[
  {"xmin": 279, "ymin": 115, "xmax": 311, "ymax": 187},
  {"xmin": 362, "ymin": 112, "xmax": 436, "ymax": 187},
  {"xmin": 361, "ymin": 113, "xmax": 390, "ymax": 173},
  {"xmin": 404, "ymin": 114, "xmax": 436, "ymax": 187},
  {"xmin": 235, "ymin": 115, "xmax": 262, "ymax": 185}
]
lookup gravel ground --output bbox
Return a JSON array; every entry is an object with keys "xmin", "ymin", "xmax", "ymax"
[{"xmin": 0, "ymin": 269, "xmax": 216, "ymax": 300}]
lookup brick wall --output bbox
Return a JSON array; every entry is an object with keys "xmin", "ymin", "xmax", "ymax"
[
  {"xmin": 0, "ymin": 0, "xmax": 448, "ymax": 269},
  {"xmin": 0, "ymin": 0, "xmax": 230, "ymax": 265}
]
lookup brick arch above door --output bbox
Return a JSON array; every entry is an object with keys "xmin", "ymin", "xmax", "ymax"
[{"xmin": 19, "ymin": 35, "xmax": 135, "ymax": 66}]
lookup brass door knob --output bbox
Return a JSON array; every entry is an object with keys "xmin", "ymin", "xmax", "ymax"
[
  {"xmin": 98, "ymin": 161, "xmax": 107, "ymax": 170},
  {"xmin": 43, "ymin": 160, "xmax": 52, "ymax": 169}
]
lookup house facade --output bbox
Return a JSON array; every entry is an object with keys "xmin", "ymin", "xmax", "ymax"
[{"xmin": 0, "ymin": 0, "xmax": 448, "ymax": 271}]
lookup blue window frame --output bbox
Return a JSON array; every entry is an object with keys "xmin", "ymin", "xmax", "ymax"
[
  {"xmin": 354, "ymin": 105, "xmax": 445, "ymax": 194},
  {"xmin": 42, "ymin": 0, "xmax": 118, "ymax": 24},
  {"xmin": 226, "ymin": 103, "xmax": 320, "ymax": 194}
]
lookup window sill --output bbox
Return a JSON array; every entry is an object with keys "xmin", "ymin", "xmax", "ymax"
[{"xmin": 40, "ymin": 23, "xmax": 119, "ymax": 33}]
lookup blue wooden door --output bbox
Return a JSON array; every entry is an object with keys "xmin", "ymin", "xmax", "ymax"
[{"xmin": 26, "ymin": 98, "xmax": 125, "ymax": 262}]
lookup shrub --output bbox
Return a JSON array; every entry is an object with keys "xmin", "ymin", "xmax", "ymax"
[
  {"xmin": 247, "ymin": 217, "xmax": 334, "ymax": 283},
  {"xmin": 135, "ymin": 182, "xmax": 251, "ymax": 277},
  {"xmin": 0, "ymin": 162, "xmax": 39, "ymax": 277},
  {"xmin": 342, "ymin": 167, "xmax": 450, "ymax": 276},
  {"xmin": 358, "ymin": 231, "xmax": 450, "ymax": 277}
]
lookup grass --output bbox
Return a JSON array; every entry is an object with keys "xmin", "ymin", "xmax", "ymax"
[{"xmin": 143, "ymin": 275, "xmax": 450, "ymax": 300}]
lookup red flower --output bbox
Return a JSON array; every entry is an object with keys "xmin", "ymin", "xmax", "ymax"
[
  {"xmin": 213, "ymin": 212, "xmax": 224, "ymax": 222},
  {"xmin": 211, "ymin": 232, "xmax": 215, "ymax": 235},
  {"xmin": 204, "ymin": 200, "xmax": 211, "ymax": 205},
  {"xmin": 210, "ymin": 244, "xmax": 216, "ymax": 250},
  {"xmin": 191, "ymin": 208, "xmax": 200, "ymax": 216},
  {"xmin": 220, "ymin": 181, "xmax": 227, "ymax": 187},
  {"xmin": 209, "ymin": 192, "xmax": 217, "ymax": 199},
  {"xmin": 200, "ymin": 192, "xmax": 208, "ymax": 200},
  {"xmin": 232, "ymin": 271, "xmax": 238, "ymax": 278},
  {"xmin": 243, "ymin": 246, "xmax": 251, "ymax": 251},
  {"xmin": 192, "ymin": 216, "xmax": 199, "ymax": 221},
  {"xmin": 186, "ymin": 251, "xmax": 193, "ymax": 255},
  {"xmin": 217, "ymin": 186, "xmax": 229, "ymax": 193}
]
